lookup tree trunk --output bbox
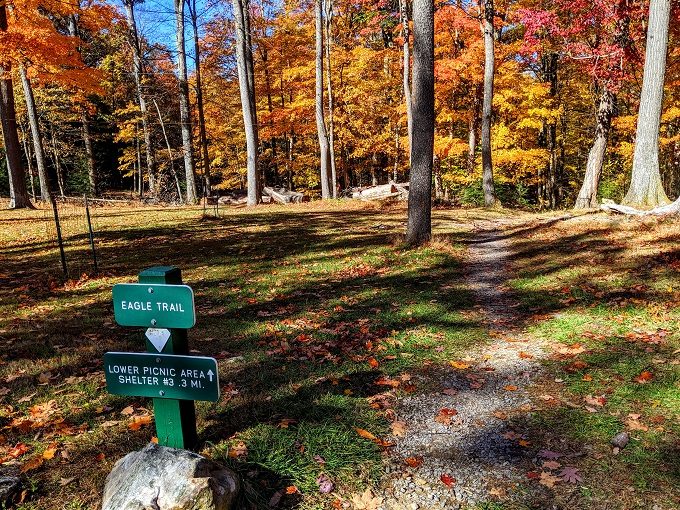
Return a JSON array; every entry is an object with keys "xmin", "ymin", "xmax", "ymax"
[
  {"xmin": 232, "ymin": 0, "xmax": 261, "ymax": 206},
  {"xmin": 324, "ymin": 0, "xmax": 337, "ymax": 198},
  {"xmin": 406, "ymin": 0, "xmax": 434, "ymax": 245},
  {"xmin": 124, "ymin": 0, "xmax": 157, "ymax": 196},
  {"xmin": 174, "ymin": 0, "xmax": 197, "ymax": 204},
  {"xmin": 49, "ymin": 123, "xmax": 65, "ymax": 197},
  {"xmin": 81, "ymin": 109, "xmax": 97, "ymax": 195},
  {"xmin": 19, "ymin": 123, "xmax": 35, "ymax": 200},
  {"xmin": 622, "ymin": 0, "xmax": 671, "ymax": 207},
  {"xmin": 189, "ymin": 0, "xmax": 211, "ymax": 195},
  {"xmin": 19, "ymin": 65, "xmax": 50, "ymax": 200},
  {"xmin": 400, "ymin": 0, "xmax": 413, "ymax": 161},
  {"xmin": 574, "ymin": 88, "xmax": 616, "ymax": 209},
  {"xmin": 315, "ymin": 0, "xmax": 332, "ymax": 199},
  {"xmin": 480, "ymin": 0, "xmax": 496, "ymax": 207}
]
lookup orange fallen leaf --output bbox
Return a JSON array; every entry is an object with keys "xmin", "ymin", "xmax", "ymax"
[
  {"xmin": 634, "ymin": 371, "xmax": 653, "ymax": 384},
  {"xmin": 128, "ymin": 415, "xmax": 153, "ymax": 431},
  {"xmin": 582, "ymin": 374, "xmax": 593, "ymax": 382},
  {"xmin": 390, "ymin": 421, "xmax": 407, "ymax": 437},
  {"xmin": 492, "ymin": 411, "xmax": 507, "ymax": 420},
  {"xmin": 42, "ymin": 447, "xmax": 57, "ymax": 460},
  {"xmin": 503, "ymin": 385, "xmax": 519, "ymax": 391},
  {"xmin": 519, "ymin": 351, "xmax": 534, "ymax": 359},
  {"xmin": 355, "ymin": 428, "xmax": 377, "ymax": 441},
  {"xmin": 404, "ymin": 456, "xmax": 423, "ymax": 468},
  {"xmin": 449, "ymin": 361, "xmax": 470, "ymax": 370},
  {"xmin": 367, "ymin": 357, "xmax": 379, "ymax": 369},
  {"xmin": 20, "ymin": 456, "xmax": 44, "ymax": 473},
  {"xmin": 285, "ymin": 485, "xmax": 298, "ymax": 494}
]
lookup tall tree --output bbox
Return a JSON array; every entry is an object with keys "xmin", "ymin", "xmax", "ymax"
[
  {"xmin": 315, "ymin": 0, "xmax": 332, "ymax": 199},
  {"xmin": 406, "ymin": 0, "xmax": 434, "ymax": 245},
  {"xmin": 324, "ymin": 0, "xmax": 336, "ymax": 197},
  {"xmin": 574, "ymin": 88, "xmax": 616, "ymax": 208},
  {"xmin": 399, "ymin": 0, "xmax": 413, "ymax": 163},
  {"xmin": 123, "ymin": 0, "xmax": 157, "ymax": 196},
  {"xmin": 188, "ymin": 0, "xmax": 211, "ymax": 195},
  {"xmin": 232, "ymin": 0, "xmax": 260, "ymax": 205},
  {"xmin": 0, "ymin": 3, "xmax": 32, "ymax": 208},
  {"xmin": 622, "ymin": 0, "xmax": 671, "ymax": 207},
  {"xmin": 19, "ymin": 65, "xmax": 50, "ymax": 200},
  {"xmin": 480, "ymin": 0, "xmax": 496, "ymax": 207},
  {"xmin": 174, "ymin": 0, "xmax": 198, "ymax": 203}
]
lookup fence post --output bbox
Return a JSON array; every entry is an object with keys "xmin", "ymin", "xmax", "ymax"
[
  {"xmin": 51, "ymin": 196, "xmax": 68, "ymax": 279},
  {"xmin": 84, "ymin": 195, "xmax": 98, "ymax": 274}
]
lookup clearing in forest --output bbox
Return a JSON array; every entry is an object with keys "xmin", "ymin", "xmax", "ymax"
[{"xmin": 0, "ymin": 202, "xmax": 677, "ymax": 510}]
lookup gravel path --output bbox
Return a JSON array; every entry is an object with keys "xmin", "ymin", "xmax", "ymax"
[{"xmin": 377, "ymin": 224, "xmax": 549, "ymax": 509}]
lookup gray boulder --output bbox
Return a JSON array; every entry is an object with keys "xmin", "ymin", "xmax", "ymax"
[
  {"xmin": 0, "ymin": 474, "xmax": 22, "ymax": 508},
  {"xmin": 102, "ymin": 443, "xmax": 238, "ymax": 510}
]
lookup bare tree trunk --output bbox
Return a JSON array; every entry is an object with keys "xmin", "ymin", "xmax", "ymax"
[
  {"xmin": 574, "ymin": 88, "xmax": 616, "ymax": 209},
  {"xmin": 315, "ymin": 0, "xmax": 332, "ymax": 199},
  {"xmin": 81, "ymin": 110, "xmax": 97, "ymax": 195},
  {"xmin": 188, "ymin": 0, "xmax": 211, "ymax": 195},
  {"xmin": 394, "ymin": 121, "xmax": 400, "ymax": 182},
  {"xmin": 174, "ymin": 0, "xmax": 197, "ymax": 203},
  {"xmin": 622, "ymin": 0, "xmax": 671, "ymax": 207},
  {"xmin": 19, "ymin": 123, "xmax": 35, "ymax": 200},
  {"xmin": 400, "ymin": 0, "xmax": 413, "ymax": 161},
  {"xmin": 480, "ymin": 0, "xmax": 496, "ymax": 207},
  {"xmin": 232, "ymin": 0, "xmax": 260, "ymax": 205},
  {"xmin": 324, "ymin": 0, "xmax": 337, "ymax": 198},
  {"xmin": 19, "ymin": 65, "xmax": 50, "ymax": 200},
  {"xmin": 124, "ymin": 0, "xmax": 157, "ymax": 195},
  {"xmin": 406, "ymin": 0, "xmax": 434, "ymax": 245}
]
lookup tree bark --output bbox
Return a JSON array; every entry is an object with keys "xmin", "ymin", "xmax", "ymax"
[
  {"xmin": 315, "ymin": 0, "xmax": 332, "ymax": 199},
  {"xmin": 324, "ymin": 0, "xmax": 337, "ymax": 198},
  {"xmin": 174, "ymin": 0, "xmax": 198, "ymax": 204},
  {"xmin": 622, "ymin": 0, "xmax": 671, "ymax": 207},
  {"xmin": 480, "ymin": 0, "xmax": 496, "ymax": 207},
  {"xmin": 232, "ymin": 0, "xmax": 261, "ymax": 206},
  {"xmin": 406, "ymin": 0, "xmax": 434, "ymax": 245},
  {"xmin": 188, "ymin": 0, "xmax": 211, "ymax": 195},
  {"xmin": 124, "ymin": 0, "xmax": 157, "ymax": 196},
  {"xmin": 400, "ymin": 0, "xmax": 413, "ymax": 163},
  {"xmin": 153, "ymin": 98, "xmax": 183, "ymax": 201},
  {"xmin": 574, "ymin": 88, "xmax": 616, "ymax": 209},
  {"xmin": 19, "ymin": 65, "xmax": 50, "ymax": 200},
  {"xmin": 81, "ymin": 110, "xmax": 97, "ymax": 195}
]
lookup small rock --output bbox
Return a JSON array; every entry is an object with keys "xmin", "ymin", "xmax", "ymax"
[
  {"xmin": 611, "ymin": 432, "xmax": 630, "ymax": 449},
  {"xmin": 102, "ymin": 443, "xmax": 238, "ymax": 510}
]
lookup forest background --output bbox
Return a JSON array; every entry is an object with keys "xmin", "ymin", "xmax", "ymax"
[{"xmin": 0, "ymin": 0, "xmax": 679, "ymax": 210}]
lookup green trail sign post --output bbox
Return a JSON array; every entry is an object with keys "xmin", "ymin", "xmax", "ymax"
[{"xmin": 106, "ymin": 266, "xmax": 218, "ymax": 449}]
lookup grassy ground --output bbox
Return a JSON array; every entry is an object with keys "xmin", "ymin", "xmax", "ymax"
[{"xmin": 0, "ymin": 202, "xmax": 678, "ymax": 509}]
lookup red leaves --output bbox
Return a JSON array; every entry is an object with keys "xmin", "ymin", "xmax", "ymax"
[
  {"xmin": 633, "ymin": 371, "xmax": 653, "ymax": 383},
  {"xmin": 440, "ymin": 473, "xmax": 456, "ymax": 487},
  {"xmin": 434, "ymin": 408, "xmax": 458, "ymax": 425}
]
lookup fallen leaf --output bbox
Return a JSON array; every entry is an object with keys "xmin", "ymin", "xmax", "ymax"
[
  {"xmin": 37, "ymin": 372, "xmax": 52, "ymax": 384},
  {"xmin": 128, "ymin": 415, "xmax": 152, "ymax": 431},
  {"xmin": 518, "ymin": 439, "xmax": 532, "ymax": 447},
  {"xmin": 519, "ymin": 351, "xmax": 534, "ymax": 359},
  {"xmin": 441, "ymin": 388, "xmax": 458, "ymax": 396},
  {"xmin": 228, "ymin": 442, "xmax": 247, "ymax": 458},
  {"xmin": 542, "ymin": 460, "xmax": 561, "ymax": 470},
  {"xmin": 20, "ymin": 456, "xmax": 44, "ymax": 473},
  {"xmin": 539, "ymin": 471, "xmax": 561, "ymax": 487},
  {"xmin": 316, "ymin": 474, "xmax": 334, "ymax": 493},
  {"xmin": 634, "ymin": 371, "xmax": 654, "ymax": 384},
  {"xmin": 582, "ymin": 374, "xmax": 593, "ymax": 382},
  {"xmin": 440, "ymin": 473, "xmax": 456, "ymax": 487},
  {"xmin": 584, "ymin": 395, "xmax": 606, "ymax": 407},
  {"xmin": 120, "ymin": 406, "xmax": 135, "ymax": 416},
  {"xmin": 355, "ymin": 428, "xmax": 377, "ymax": 441},
  {"xmin": 559, "ymin": 466, "xmax": 583, "ymax": 484},
  {"xmin": 449, "ymin": 361, "xmax": 470, "ymax": 369},
  {"xmin": 285, "ymin": 485, "xmax": 298, "ymax": 494},
  {"xmin": 404, "ymin": 456, "xmax": 423, "ymax": 468},
  {"xmin": 59, "ymin": 477, "xmax": 75, "ymax": 486},
  {"xmin": 492, "ymin": 411, "xmax": 507, "ymax": 420},
  {"xmin": 503, "ymin": 385, "xmax": 519, "ymax": 391},
  {"xmin": 351, "ymin": 488, "xmax": 383, "ymax": 510},
  {"xmin": 42, "ymin": 447, "xmax": 57, "ymax": 460},
  {"xmin": 434, "ymin": 408, "xmax": 458, "ymax": 425},
  {"xmin": 538, "ymin": 449, "xmax": 563, "ymax": 459},
  {"xmin": 0, "ymin": 387, "xmax": 10, "ymax": 396},
  {"xmin": 390, "ymin": 421, "xmax": 407, "ymax": 437},
  {"xmin": 367, "ymin": 357, "xmax": 379, "ymax": 369}
]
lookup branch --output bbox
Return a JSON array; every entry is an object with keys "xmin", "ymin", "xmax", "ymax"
[{"xmin": 600, "ymin": 198, "xmax": 680, "ymax": 216}]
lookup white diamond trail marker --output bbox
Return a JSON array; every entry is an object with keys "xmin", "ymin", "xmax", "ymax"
[{"xmin": 145, "ymin": 328, "xmax": 171, "ymax": 353}]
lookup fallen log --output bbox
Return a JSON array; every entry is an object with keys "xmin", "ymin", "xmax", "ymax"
[
  {"xmin": 600, "ymin": 197, "xmax": 680, "ymax": 216},
  {"xmin": 348, "ymin": 182, "xmax": 409, "ymax": 201},
  {"xmin": 263, "ymin": 186, "xmax": 305, "ymax": 204}
]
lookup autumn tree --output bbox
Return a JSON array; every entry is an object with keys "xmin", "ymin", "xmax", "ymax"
[
  {"xmin": 0, "ymin": 1, "xmax": 32, "ymax": 208},
  {"xmin": 174, "ymin": 0, "xmax": 198, "ymax": 203},
  {"xmin": 232, "ymin": 0, "xmax": 260, "ymax": 205},
  {"xmin": 480, "ymin": 0, "xmax": 496, "ymax": 207},
  {"xmin": 406, "ymin": 0, "xmax": 434, "ymax": 245},
  {"xmin": 315, "ymin": 0, "xmax": 332, "ymax": 199},
  {"xmin": 622, "ymin": 0, "xmax": 672, "ymax": 207}
]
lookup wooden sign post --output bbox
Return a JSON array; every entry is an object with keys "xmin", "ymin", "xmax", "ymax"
[{"xmin": 105, "ymin": 266, "xmax": 219, "ymax": 449}]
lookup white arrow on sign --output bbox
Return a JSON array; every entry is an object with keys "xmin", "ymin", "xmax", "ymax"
[
  {"xmin": 145, "ymin": 328, "xmax": 171, "ymax": 353},
  {"xmin": 207, "ymin": 370, "xmax": 214, "ymax": 382}
]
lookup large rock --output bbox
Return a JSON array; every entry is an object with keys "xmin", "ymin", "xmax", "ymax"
[
  {"xmin": 102, "ymin": 444, "xmax": 238, "ymax": 510},
  {"xmin": 0, "ymin": 474, "xmax": 22, "ymax": 508}
]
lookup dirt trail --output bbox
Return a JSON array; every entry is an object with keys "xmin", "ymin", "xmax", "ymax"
[{"xmin": 377, "ymin": 222, "xmax": 550, "ymax": 509}]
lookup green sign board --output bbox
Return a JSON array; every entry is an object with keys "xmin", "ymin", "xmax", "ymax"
[
  {"xmin": 113, "ymin": 283, "xmax": 196, "ymax": 329},
  {"xmin": 104, "ymin": 352, "xmax": 219, "ymax": 402}
]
